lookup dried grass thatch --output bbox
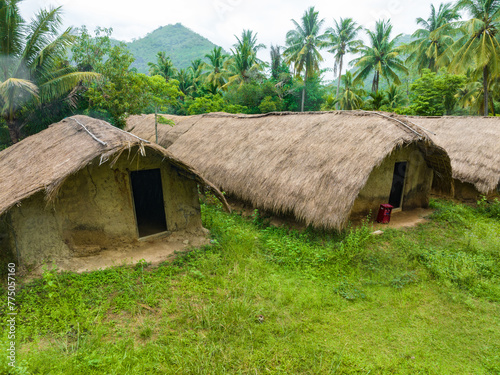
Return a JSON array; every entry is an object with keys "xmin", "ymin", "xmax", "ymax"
[
  {"xmin": 0, "ymin": 115, "xmax": 229, "ymax": 216},
  {"xmin": 400, "ymin": 116, "xmax": 500, "ymax": 194},
  {"xmin": 126, "ymin": 113, "xmax": 199, "ymax": 148},
  {"xmin": 127, "ymin": 111, "xmax": 452, "ymax": 230}
]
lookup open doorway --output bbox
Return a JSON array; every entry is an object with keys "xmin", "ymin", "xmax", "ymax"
[
  {"xmin": 130, "ymin": 169, "xmax": 167, "ymax": 238},
  {"xmin": 388, "ymin": 162, "xmax": 407, "ymax": 209}
]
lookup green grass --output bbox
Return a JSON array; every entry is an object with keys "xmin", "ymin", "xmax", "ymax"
[{"xmin": 1, "ymin": 199, "xmax": 500, "ymax": 374}]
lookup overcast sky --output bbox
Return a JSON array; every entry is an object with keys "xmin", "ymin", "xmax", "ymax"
[{"xmin": 19, "ymin": 0, "xmax": 440, "ymax": 81}]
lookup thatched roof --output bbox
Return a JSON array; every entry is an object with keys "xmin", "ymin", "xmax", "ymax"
[
  {"xmin": 400, "ymin": 116, "xmax": 500, "ymax": 194},
  {"xmin": 0, "ymin": 115, "xmax": 229, "ymax": 216},
  {"xmin": 126, "ymin": 113, "xmax": 200, "ymax": 148},
  {"xmin": 126, "ymin": 111, "xmax": 452, "ymax": 230}
]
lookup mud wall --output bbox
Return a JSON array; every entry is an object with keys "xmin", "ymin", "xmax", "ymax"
[
  {"xmin": 0, "ymin": 213, "xmax": 17, "ymax": 264},
  {"xmin": 448, "ymin": 180, "xmax": 499, "ymax": 201},
  {"xmin": 349, "ymin": 144, "xmax": 433, "ymax": 220},
  {"xmin": 2, "ymin": 147, "xmax": 202, "ymax": 267}
]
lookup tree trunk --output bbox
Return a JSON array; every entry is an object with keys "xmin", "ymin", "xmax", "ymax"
[
  {"xmin": 483, "ymin": 66, "xmax": 489, "ymax": 116},
  {"xmin": 7, "ymin": 122, "xmax": 20, "ymax": 144},
  {"xmin": 335, "ymin": 58, "xmax": 343, "ymax": 110},
  {"xmin": 301, "ymin": 65, "xmax": 308, "ymax": 112},
  {"xmin": 301, "ymin": 86, "xmax": 306, "ymax": 112},
  {"xmin": 372, "ymin": 71, "xmax": 379, "ymax": 93}
]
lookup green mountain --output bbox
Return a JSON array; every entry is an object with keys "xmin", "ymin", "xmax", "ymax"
[{"xmin": 118, "ymin": 23, "xmax": 223, "ymax": 73}]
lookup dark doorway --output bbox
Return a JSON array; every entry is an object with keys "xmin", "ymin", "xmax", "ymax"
[
  {"xmin": 388, "ymin": 162, "xmax": 407, "ymax": 209},
  {"xmin": 130, "ymin": 169, "xmax": 167, "ymax": 237}
]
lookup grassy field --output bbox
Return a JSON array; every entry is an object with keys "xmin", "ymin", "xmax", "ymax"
[{"xmin": 1, "ymin": 198, "xmax": 500, "ymax": 374}]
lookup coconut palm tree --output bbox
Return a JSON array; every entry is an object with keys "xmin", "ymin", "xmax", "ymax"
[
  {"xmin": 175, "ymin": 68, "xmax": 194, "ymax": 97},
  {"xmin": 440, "ymin": 0, "xmax": 500, "ymax": 116},
  {"xmin": 225, "ymin": 30, "xmax": 266, "ymax": 87},
  {"xmin": 0, "ymin": 1, "xmax": 99, "ymax": 143},
  {"xmin": 405, "ymin": 3, "xmax": 460, "ymax": 74},
  {"xmin": 366, "ymin": 91, "xmax": 388, "ymax": 110},
  {"xmin": 320, "ymin": 94, "xmax": 338, "ymax": 110},
  {"xmin": 336, "ymin": 71, "xmax": 364, "ymax": 110},
  {"xmin": 270, "ymin": 45, "xmax": 283, "ymax": 80},
  {"xmin": 323, "ymin": 18, "xmax": 362, "ymax": 108},
  {"xmin": 148, "ymin": 52, "xmax": 177, "ymax": 81},
  {"xmin": 203, "ymin": 46, "xmax": 229, "ymax": 93},
  {"xmin": 457, "ymin": 72, "xmax": 499, "ymax": 115},
  {"xmin": 236, "ymin": 30, "xmax": 266, "ymax": 55},
  {"xmin": 351, "ymin": 20, "xmax": 408, "ymax": 93},
  {"xmin": 188, "ymin": 58, "xmax": 204, "ymax": 93},
  {"xmin": 385, "ymin": 84, "xmax": 407, "ymax": 108},
  {"xmin": 284, "ymin": 6, "xmax": 326, "ymax": 112}
]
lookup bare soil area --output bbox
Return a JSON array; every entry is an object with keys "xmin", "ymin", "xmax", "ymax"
[
  {"xmin": 26, "ymin": 230, "xmax": 209, "ymax": 277},
  {"xmin": 371, "ymin": 208, "xmax": 434, "ymax": 230}
]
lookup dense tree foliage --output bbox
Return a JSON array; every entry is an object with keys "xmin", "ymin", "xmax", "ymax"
[
  {"xmin": 407, "ymin": 69, "xmax": 466, "ymax": 115},
  {"xmin": 72, "ymin": 27, "xmax": 181, "ymax": 127},
  {"xmin": 0, "ymin": 0, "xmax": 98, "ymax": 143},
  {"xmin": 441, "ymin": 0, "xmax": 500, "ymax": 116},
  {"xmin": 1, "ymin": 1, "xmax": 499, "ymax": 147}
]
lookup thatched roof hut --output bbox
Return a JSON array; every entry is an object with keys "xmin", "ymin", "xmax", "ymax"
[
  {"xmin": 401, "ymin": 116, "xmax": 500, "ymax": 197},
  {"xmin": 0, "ymin": 115, "xmax": 228, "ymax": 266},
  {"xmin": 0, "ymin": 115, "xmax": 227, "ymax": 216},
  {"xmin": 127, "ymin": 111, "xmax": 452, "ymax": 230}
]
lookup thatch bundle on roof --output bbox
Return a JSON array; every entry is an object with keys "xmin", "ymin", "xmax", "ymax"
[
  {"xmin": 127, "ymin": 111, "xmax": 452, "ymax": 230},
  {"xmin": 401, "ymin": 116, "xmax": 500, "ymax": 196}
]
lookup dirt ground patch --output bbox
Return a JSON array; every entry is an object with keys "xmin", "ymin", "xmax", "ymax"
[
  {"xmin": 371, "ymin": 208, "xmax": 434, "ymax": 230},
  {"xmin": 26, "ymin": 230, "xmax": 210, "ymax": 277}
]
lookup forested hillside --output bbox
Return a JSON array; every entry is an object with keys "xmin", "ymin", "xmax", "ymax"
[{"xmin": 120, "ymin": 23, "xmax": 223, "ymax": 73}]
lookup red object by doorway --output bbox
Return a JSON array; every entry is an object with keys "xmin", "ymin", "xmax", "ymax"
[{"xmin": 376, "ymin": 204, "xmax": 394, "ymax": 224}]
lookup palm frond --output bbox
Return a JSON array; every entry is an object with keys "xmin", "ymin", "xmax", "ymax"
[{"xmin": 38, "ymin": 71, "xmax": 99, "ymax": 102}]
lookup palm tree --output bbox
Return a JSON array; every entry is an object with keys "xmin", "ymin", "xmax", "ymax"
[
  {"xmin": 324, "ymin": 18, "xmax": 362, "ymax": 108},
  {"xmin": 351, "ymin": 20, "xmax": 408, "ymax": 93},
  {"xmin": 148, "ymin": 52, "xmax": 177, "ymax": 81},
  {"xmin": 186, "ymin": 58, "xmax": 205, "ymax": 94},
  {"xmin": 320, "ymin": 94, "xmax": 338, "ymax": 110},
  {"xmin": 440, "ymin": 0, "xmax": 500, "ymax": 116},
  {"xmin": 0, "ymin": 1, "xmax": 99, "ymax": 143},
  {"xmin": 284, "ymin": 6, "xmax": 326, "ymax": 112},
  {"xmin": 385, "ymin": 84, "xmax": 406, "ymax": 108},
  {"xmin": 236, "ymin": 30, "xmax": 266, "ymax": 55},
  {"xmin": 225, "ymin": 30, "xmax": 266, "ymax": 87},
  {"xmin": 366, "ymin": 91, "xmax": 387, "ymax": 110},
  {"xmin": 270, "ymin": 45, "xmax": 282, "ymax": 80},
  {"xmin": 457, "ymin": 71, "xmax": 499, "ymax": 115},
  {"xmin": 203, "ymin": 46, "xmax": 229, "ymax": 92},
  {"xmin": 405, "ymin": 3, "xmax": 459, "ymax": 73},
  {"xmin": 175, "ymin": 68, "xmax": 193, "ymax": 97},
  {"xmin": 336, "ymin": 71, "xmax": 364, "ymax": 110}
]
